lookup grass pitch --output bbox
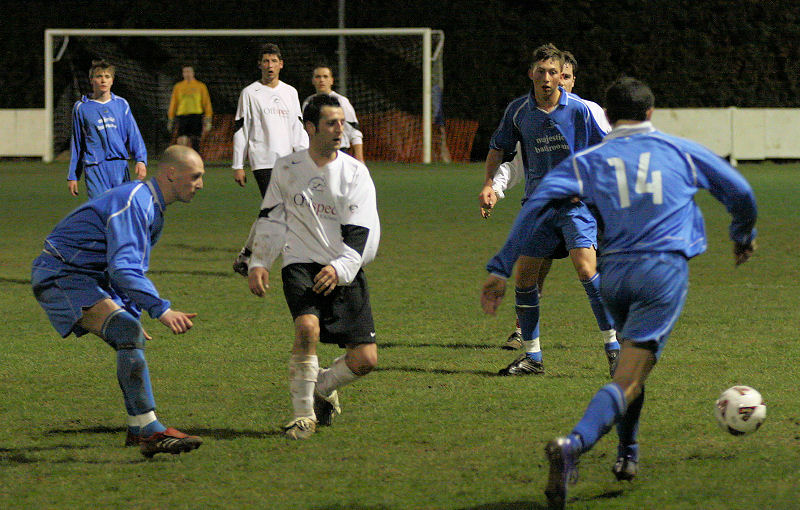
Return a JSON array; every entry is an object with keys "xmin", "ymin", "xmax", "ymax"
[{"xmin": 1, "ymin": 159, "xmax": 799, "ymax": 509}]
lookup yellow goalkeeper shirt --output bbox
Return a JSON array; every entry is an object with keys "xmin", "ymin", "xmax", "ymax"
[{"xmin": 168, "ymin": 80, "xmax": 213, "ymax": 119}]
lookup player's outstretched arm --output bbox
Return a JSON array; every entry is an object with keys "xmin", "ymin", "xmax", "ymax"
[
  {"xmin": 480, "ymin": 274, "xmax": 507, "ymax": 315},
  {"xmin": 248, "ymin": 266, "xmax": 270, "ymax": 297},
  {"xmin": 734, "ymin": 240, "xmax": 757, "ymax": 266},
  {"xmin": 158, "ymin": 309, "xmax": 197, "ymax": 334}
]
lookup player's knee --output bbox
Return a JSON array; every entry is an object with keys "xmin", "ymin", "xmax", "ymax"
[
  {"xmin": 101, "ymin": 309, "xmax": 145, "ymax": 351},
  {"xmin": 348, "ymin": 346, "xmax": 377, "ymax": 375},
  {"xmin": 294, "ymin": 316, "xmax": 320, "ymax": 345}
]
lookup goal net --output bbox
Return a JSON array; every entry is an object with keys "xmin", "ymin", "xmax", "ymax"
[{"xmin": 45, "ymin": 29, "xmax": 478, "ymax": 164}]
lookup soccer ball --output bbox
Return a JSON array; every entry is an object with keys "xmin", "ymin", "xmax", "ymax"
[{"xmin": 715, "ymin": 386, "xmax": 766, "ymax": 436}]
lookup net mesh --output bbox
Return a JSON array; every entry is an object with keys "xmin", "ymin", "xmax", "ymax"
[{"xmin": 51, "ymin": 33, "xmax": 477, "ymax": 163}]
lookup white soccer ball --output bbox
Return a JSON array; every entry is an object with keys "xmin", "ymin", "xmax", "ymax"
[{"xmin": 715, "ymin": 386, "xmax": 766, "ymax": 436}]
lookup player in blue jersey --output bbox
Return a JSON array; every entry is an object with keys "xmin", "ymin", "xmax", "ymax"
[
  {"xmin": 67, "ymin": 60, "xmax": 148, "ymax": 199},
  {"xmin": 478, "ymin": 44, "xmax": 618, "ymax": 377},
  {"xmin": 483, "ymin": 77, "xmax": 757, "ymax": 509},
  {"xmin": 32, "ymin": 145, "xmax": 206, "ymax": 458}
]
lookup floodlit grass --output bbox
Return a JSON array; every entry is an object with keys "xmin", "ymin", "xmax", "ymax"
[{"xmin": 1, "ymin": 158, "xmax": 799, "ymax": 509}]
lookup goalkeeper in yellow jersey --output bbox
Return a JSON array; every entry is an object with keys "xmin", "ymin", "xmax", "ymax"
[{"xmin": 167, "ymin": 65, "xmax": 213, "ymax": 150}]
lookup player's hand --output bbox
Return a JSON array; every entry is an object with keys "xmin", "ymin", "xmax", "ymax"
[
  {"xmin": 68, "ymin": 180, "xmax": 79, "ymax": 196},
  {"xmin": 142, "ymin": 327, "xmax": 153, "ymax": 341},
  {"xmin": 479, "ymin": 185, "xmax": 497, "ymax": 218},
  {"xmin": 233, "ymin": 168, "xmax": 247, "ymax": 187},
  {"xmin": 734, "ymin": 240, "xmax": 757, "ymax": 266},
  {"xmin": 313, "ymin": 265, "xmax": 339, "ymax": 296},
  {"xmin": 134, "ymin": 162, "xmax": 147, "ymax": 180},
  {"xmin": 481, "ymin": 274, "xmax": 506, "ymax": 315},
  {"xmin": 158, "ymin": 309, "xmax": 197, "ymax": 334},
  {"xmin": 202, "ymin": 118, "xmax": 212, "ymax": 134},
  {"xmin": 167, "ymin": 119, "xmax": 174, "ymax": 132},
  {"xmin": 248, "ymin": 266, "xmax": 270, "ymax": 297}
]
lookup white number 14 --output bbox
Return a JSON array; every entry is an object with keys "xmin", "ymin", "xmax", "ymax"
[{"xmin": 608, "ymin": 152, "xmax": 662, "ymax": 208}]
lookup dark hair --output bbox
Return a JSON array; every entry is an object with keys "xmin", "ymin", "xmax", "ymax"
[
  {"xmin": 89, "ymin": 59, "xmax": 115, "ymax": 78},
  {"xmin": 530, "ymin": 43, "xmax": 563, "ymax": 69},
  {"xmin": 562, "ymin": 51, "xmax": 578, "ymax": 75},
  {"xmin": 604, "ymin": 77, "xmax": 655, "ymax": 124},
  {"xmin": 312, "ymin": 63, "xmax": 333, "ymax": 75},
  {"xmin": 259, "ymin": 43, "xmax": 282, "ymax": 61},
  {"xmin": 303, "ymin": 94, "xmax": 342, "ymax": 127}
]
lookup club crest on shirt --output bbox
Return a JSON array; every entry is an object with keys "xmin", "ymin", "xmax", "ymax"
[{"xmin": 308, "ymin": 176, "xmax": 326, "ymax": 192}]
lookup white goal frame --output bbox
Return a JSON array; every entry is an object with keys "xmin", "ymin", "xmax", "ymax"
[{"xmin": 44, "ymin": 27, "xmax": 444, "ymax": 163}]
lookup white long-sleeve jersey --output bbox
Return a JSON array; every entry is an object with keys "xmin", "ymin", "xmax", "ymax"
[
  {"xmin": 249, "ymin": 149, "xmax": 380, "ymax": 286},
  {"xmin": 232, "ymin": 80, "xmax": 309, "ymax": 170},
  {"xmin": 302, "ymin": 91, "xmax": 363, "ymax": 148}
]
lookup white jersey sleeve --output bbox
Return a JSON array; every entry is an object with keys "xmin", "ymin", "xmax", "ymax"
[
  {"xmin": 249, "ymin": 178, "xmax": 288, "ymax": 270},
  {"xmin": 290, "ymin": 88, "xmax": 309, "ymax": 152},
  {"xmin": 232, "ymin": 88, "xmax": 250, "ymax": 170},
  {"xmin": 492, "ymin": 142, "xmax": 523, "ymax": 200},
  {"xmin": 329, "ymin": 163, "xmax": 380, "ymax": 284},
  {"xmin": 335, "ymin": 93, "xmax": 363, "ymax": 147}
]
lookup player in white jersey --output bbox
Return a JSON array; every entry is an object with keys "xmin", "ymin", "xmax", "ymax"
[
  {"xmin": 232, "ymin": 43, "xmax": 309, "ymax": 277},
  {"xmin": 303, "ymin": 65, "xmax": 364, "ymax": 163},
  {"xmin": 247, "ymin": 94, "xmax": 380, "ymax": 440}
]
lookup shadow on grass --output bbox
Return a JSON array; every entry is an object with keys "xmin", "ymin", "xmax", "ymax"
[
  {"xmin": 148, "ymin": 269, "xmax": 232, "ymax": 277},
  {"xmin": 47, "ymin": 424, "xmax": 283, "ymax": 442},
  {"xmin": 0, "ymin": 277, "xmax": 30, "ymax": 285},
  {"xmin": 375, "ymin": 365, "xmax": 500, "ymax": 377},
  {"xmin": 454, "ymin": 502, "xmax": 545, "ymax": 510},
  {"xmin": 0, "ymin": 445, "xmax": 93, "ymax": 465},
  {"xmin": 380, "ymin": 342, "xmax": 498, "ymax": 350}
]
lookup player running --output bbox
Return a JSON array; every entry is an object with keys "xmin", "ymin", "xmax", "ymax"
[{"xmin": 482, "ymin": 77, "xmax": 757, "ymax": 508}]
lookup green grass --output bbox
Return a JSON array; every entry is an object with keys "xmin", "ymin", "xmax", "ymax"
[{"xmin": 1, "ymin": 159, "xmax": 799, "ymax": 509}]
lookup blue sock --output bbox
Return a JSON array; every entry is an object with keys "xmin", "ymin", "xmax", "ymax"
[
  {"xmin": 116, "ymin": 348, "xmax": 157, "ymax": 417},
  {"xmin": 616, "ymin": 386, "xmax": 644, "ymax": 459},
  {"xmin": 571, "ymin": 383, "xmax": 627, "ymax": 454},
  {"xmin": 515, "ymin": 285, "xmax": 541, "ymax": 361},
  {"xmin": 139, "ymin": 420, "xmax": 167, "ymax": 437},
  {"xmin": 581, "ymin": 273, "xmax": 615, "ymax": 333}
]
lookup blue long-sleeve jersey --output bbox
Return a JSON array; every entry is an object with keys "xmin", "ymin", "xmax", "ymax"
[
  {"xmin": 489, "ymin": 87, "xmax": 607, "ymax": 200},
  {"xmin": 68, "ymin": 93, "xmax": 148, "ymax": 181},
  {"xmin": 488, "ymin": 122, "xmax": 757, "ymax": 277},
  {"xmin": 42, "ymin": 180, "xmax": 170, "ymax": 318}
]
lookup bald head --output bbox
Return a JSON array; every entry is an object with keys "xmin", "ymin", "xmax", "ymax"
[{"xmin": 155, "ymin": 145, "xmax": 205, "ymax": 204}]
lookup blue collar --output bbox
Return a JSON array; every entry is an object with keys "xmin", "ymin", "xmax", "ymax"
[{"xmin": 146, "ymin": 179, "xmax": 166, "ymax": 212}]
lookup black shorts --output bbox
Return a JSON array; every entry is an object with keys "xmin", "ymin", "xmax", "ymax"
[
  {"xmin": 177, "ymin": 114, "xmax": 203, "ymax": 137},
  {"xmin": 253, "ymin": 168, "xmax": 273, "ymax": 198},
  {"xmin": 282, "ymin": 262, "xmax": 376, "ymax": 347}
]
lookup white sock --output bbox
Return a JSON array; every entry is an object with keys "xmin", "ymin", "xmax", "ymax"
[
  {"xmin": 289, "ymin": 354, "xmax": 319, "ymax": 420},
  {"xmin": 523, "ymin": 337, "xmax": 541, "ymax": 355},
  {"xmin": 601, "ymin": 329, "xmax": 618, "ymax": 345},
  {"xmin": 316, "ymin": 355, "xmax": 359, "ymax": 397},
  {"xmin": 126, "ymin": 410, "xmax": 157, "ymax": 428}
]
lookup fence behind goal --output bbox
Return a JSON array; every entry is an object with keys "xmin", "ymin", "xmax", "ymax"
[{"xmin": 46, "ymin": 29, "xmax": 478, "ymax": 164}]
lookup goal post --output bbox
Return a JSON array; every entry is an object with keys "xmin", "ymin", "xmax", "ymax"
[{"xmin": 43, "ymin": 28, "xmax": 446, "ymax": 163}]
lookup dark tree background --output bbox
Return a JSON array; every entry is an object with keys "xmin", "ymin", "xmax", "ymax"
[{"xmin": 3, "ymin": 0, "xmax": 799, "ymax": 160}]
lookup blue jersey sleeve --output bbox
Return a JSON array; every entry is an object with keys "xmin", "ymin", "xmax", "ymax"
[
  {"xmin": 685, "ymin": 141, "xmax": 757, "ymax": 244},
  {"xmin": 486, "ymin": 159, "xmax": 581, "ymax": 277},
  {"xmin": 68, "ymin": 102, "xmax": 84, "ymax": 181},
  {"xmin": 122, "ymin": 101, "xmax": 148, "ymax": 165},
  {"xmin": 105, "ymin": 191, "xmax": 169, "ymax": 318},
  {"xmin": 489, "ymin": 99, "xmax": 523, "ymax": 155}
]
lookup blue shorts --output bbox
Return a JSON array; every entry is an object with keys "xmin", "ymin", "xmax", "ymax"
[
  {"xmin": 520, "ymin": 201, "xmax": 597, "ymax": 259},
  {"xmin": 598, "ymin": 252, "xmax": 689, "ymax": 360},
  {"xmin": 84, "ymin": 159, "xmax": 130, "ymax": 199},
  {"xmin": 31, "ymin": 253, "xmax": 131, "ymax": 337}
]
